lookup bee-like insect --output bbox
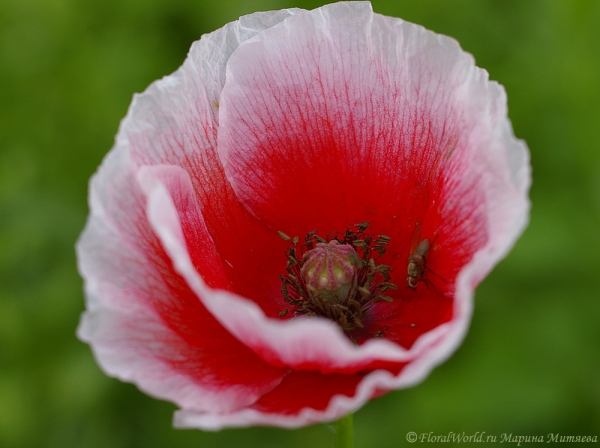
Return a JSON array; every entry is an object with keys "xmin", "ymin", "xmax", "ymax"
[{"xmin": 406, "ymin": 238, "xmax": 430, "ymax": 289}]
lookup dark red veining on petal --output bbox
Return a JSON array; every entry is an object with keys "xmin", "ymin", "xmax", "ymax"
[
  {"xmin": 185, "ymin": 153, "xmax": 480, "ymax": 355},
  {"xmin": 129, "ymin": 114, "xmax": 287, "ymax": 319},
  {"xmin": 143, "ymin": 106, "xmax": 487, "ymax": 354},
  {"xmin": 213, "ymin": 47, "xmax": 489, "ymax": 350},
  {"xmin": 128, "ymin": 25, "xmax": 489, "ymax": 362},
  {"xmin": 108, "ymin": 170, "xmax": 286, "ymax": 392},
  {"xmin": 130, "ymin": 92, "xmax": 488, "ymax": 365},
  {"xmin": 183, "ymin": 145, "xmax": 288, "ymax": 317}
]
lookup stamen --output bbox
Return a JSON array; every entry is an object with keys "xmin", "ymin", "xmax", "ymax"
[{"xmin": 278, "ymin": 222, "xmax": 397, "ymax": 332}]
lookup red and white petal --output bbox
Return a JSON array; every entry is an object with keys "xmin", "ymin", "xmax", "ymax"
[
  {"xmin": 217, "ymin": 1, "xmax": 473, "ymax": 236},
  {"xmin": 174, "ymin": 370, "xmax": 366, "ymax": 430},
  {"xmin": 77, "ymin": 9, "xmax": 310, "ymax": 413},
  {"xmin": 211, "ymin": 0, "xmax": 529, "ymax": 373},
  {"xmin": 77, "ymin": 158, "xmax": 288, "ymax": 413},
  {"xmin": 125, "ymin": 7, "xmax": 302, "ymax": 172},
  {"xmin": 118, "ymin": 9, "xmax": 308, "ymax": 318},
  {"xmin": 173, "ymin": 343, "xmax": 459, "ymax": 430}
]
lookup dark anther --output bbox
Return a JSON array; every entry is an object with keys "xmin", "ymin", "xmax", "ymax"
[{"xmin": 277, "ymin": 222, "xmax": 397, "ymax": 332}]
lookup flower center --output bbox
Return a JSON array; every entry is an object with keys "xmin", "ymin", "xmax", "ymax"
[{"xmin": 278, "ymin": 222, "xmax": 397, "ymax": 331}]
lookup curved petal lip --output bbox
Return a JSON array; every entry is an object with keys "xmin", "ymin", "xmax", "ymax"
[{"xmin": 142, "ymin": 164, "xmax": 467, "ymax": 374}]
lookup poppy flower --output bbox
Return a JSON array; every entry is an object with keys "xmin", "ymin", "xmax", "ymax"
[{"xmin": 77, "ymin": 1, "xmax": 530, "ymax": 430}]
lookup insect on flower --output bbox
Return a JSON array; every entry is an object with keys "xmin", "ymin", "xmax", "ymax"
[{"xmin": 406, "ymin": 238, "xmax": 430, "ymax": 289}]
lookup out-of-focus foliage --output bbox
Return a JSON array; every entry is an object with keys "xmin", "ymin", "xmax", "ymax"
[{"xmin": 1, "ymin": 0, "xmax": 599, "ymax": 446}]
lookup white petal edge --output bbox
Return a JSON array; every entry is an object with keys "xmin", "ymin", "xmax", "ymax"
[{"xmin": 76, "ymin": 7, "xmax": 309, "ymax": 414}]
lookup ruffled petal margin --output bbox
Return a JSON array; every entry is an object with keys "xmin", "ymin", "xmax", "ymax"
[{"xmin": 77, "ymin": 1, "xmax": 530, "ymax": 430}]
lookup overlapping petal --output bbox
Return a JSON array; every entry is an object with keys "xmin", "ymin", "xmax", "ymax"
[
  {"xmin": 77, "ymin": 1, "xmax": 530, "ymax": 430},
  {"xmin": 76, "ymin": 8, "xmax": 302, "ymax": 415}
]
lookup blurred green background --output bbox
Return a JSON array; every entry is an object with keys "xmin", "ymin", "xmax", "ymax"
[{"xmin": 1, "ymin": 0, "xmax": 599, "ymax": 446}]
